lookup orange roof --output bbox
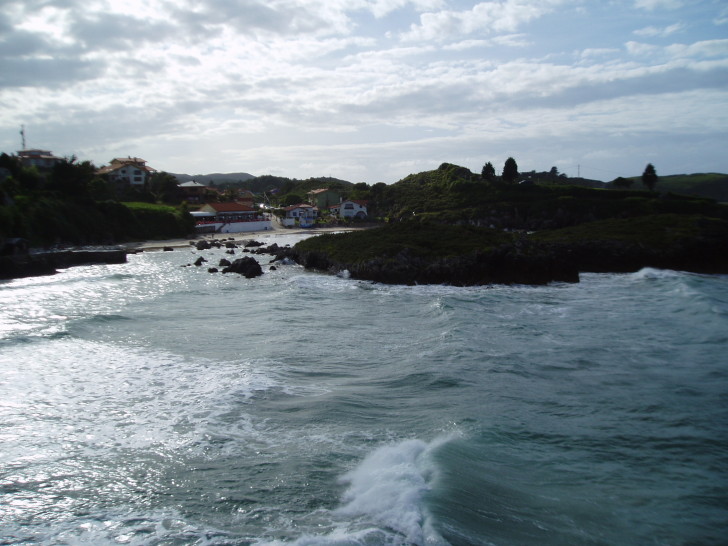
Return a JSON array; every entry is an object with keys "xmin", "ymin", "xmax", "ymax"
[
  {"xmin": 284, "ymin": 203, "xmax": 315, "ymax": 211},
  {"xmin": 205, "ymin": 202, "xmax": 256, "ymax": 213}
]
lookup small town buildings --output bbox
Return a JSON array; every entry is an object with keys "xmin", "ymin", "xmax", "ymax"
[
  {"xmin": 309, "ymin": 188, "xmax": 341, "ymax": 209},
  {"xmin": 97, "ymin": 157, "xmax": 155, "ymax": 186},
  {"xmin": 17, "ymin": 149, "xmax": 62, "ymax": 170},
  {"xmin": 192, "ymin": 202, "xmax": 271, "ymax": 234},
  {"xmin": 236, "ymin": 190, "xmax": 255, "ymax": 208},
  {"xmin": 178, "ymin": 181, "xmax": 207, "ymax": 203},
  {"xmin": 338, "ymin": 200, "xmax": 368, "ymax": 219},
  {"xmin": 199, "ymin": 202, "xmax": 258, "ymax": 219},
  {"xmin": 281, "ymin": 203, "xmax": 317, "ymax": 227}
]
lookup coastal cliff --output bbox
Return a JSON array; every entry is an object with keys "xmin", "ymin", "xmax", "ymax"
[{"xmin": 289, "ymin": 214, "xmax": 728, "ymax": 286}]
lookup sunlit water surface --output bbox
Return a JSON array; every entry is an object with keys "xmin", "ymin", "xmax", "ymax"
[{"xmin": 1, "ymin": 233, "xmax": 727, "ymax": 545}]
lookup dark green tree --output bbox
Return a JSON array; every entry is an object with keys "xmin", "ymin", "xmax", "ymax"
[
  {"xmin": 502, "ymin": 157, "xmax": 519, "ymax": 184},
  {"xmin": 149, "ymin": 171, "xmax": 181, "ymax": 203},
  {"xmin": 642, "ymin": 163, "xmax": 658, "ymax": 191},
  {"xmin": 612, "ymin": 176, "xmax": 633, "ymax": 189},
  {"xmin": 481, "ymin": 161, "xmax": 496, "ymax": 181},
  {"xmin": 48, "ymin": 156, "xmax": 96, "ymax": 198}
]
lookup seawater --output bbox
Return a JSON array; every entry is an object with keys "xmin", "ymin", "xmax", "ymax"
[{"xmin": 1, "ymin": 232, "xmax": 727, "ymax": 545}]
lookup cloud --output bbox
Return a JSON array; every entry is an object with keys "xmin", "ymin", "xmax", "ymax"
[
  {"xmin": 400, "ymin": 0, "xmax": 568, "ymax": 43},
  {"xmin": 634, "ymin": 22, "xmax": 685, "ymax": 37},
  {"xmin": 634, "ymin": 0, "xmax": 683, "ymax": 10},
  {"xmin": 1, "ymin": 0, "xmax": 726, "ymax": 182}
]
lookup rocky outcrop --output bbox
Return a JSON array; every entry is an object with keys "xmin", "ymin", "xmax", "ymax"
[
  {"xmin": 222, "ymin": 256, "xmax": 263, "ymax": 278},
  {"xmin": 292, "ymin": 244, "xmax": 578, "ymax": 286},
  {"xmin": 287, "ymin": 216, "xmax": 728, "ymax": 286},
  {"xmin": 0, "ymin": 249, "xmax": 128, "ymax": 280}
]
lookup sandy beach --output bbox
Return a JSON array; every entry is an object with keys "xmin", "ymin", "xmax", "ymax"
[{"xmin": 124, "ymin": 225, "xmax": 369, "ymax": 252}]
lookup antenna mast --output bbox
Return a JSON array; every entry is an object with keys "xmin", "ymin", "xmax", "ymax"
[{"xmin": 20, "ymin": 125, "xmax": 26, "ymax": 150}]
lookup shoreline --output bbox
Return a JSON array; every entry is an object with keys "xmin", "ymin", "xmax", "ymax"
[{"xmin": 124, "ymin": 225, "xmax": 370, "ymax": 252}]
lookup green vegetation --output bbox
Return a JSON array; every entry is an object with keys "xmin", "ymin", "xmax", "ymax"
[
  {"xmin": 531, "ymin": 213, "xmax": 725, "ymax": 247},
  {"xmin": 0, "ymin": 153, "xmax": 194, "ymax": 246},
  {"xmin": 293, "ymin": 161, "xmax": 728, "ymax": 284},
  {"xmin": 295, "ymin": 222, "xmax": 514, "ymax": 264},
  {"xmin": 642, "ymin": 163, "xmax": 658, "ymax": 191}
]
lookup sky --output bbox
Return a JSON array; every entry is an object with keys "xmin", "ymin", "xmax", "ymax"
[{"xmin": 1, "ymin": 0, "xmax": 727, "ymax": 183}]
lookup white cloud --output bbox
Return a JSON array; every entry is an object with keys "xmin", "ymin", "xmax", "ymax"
[
  {"xmin": 400, "ymin": 0, "xmax": 569, "ymax": 42},
  {"xmin": 1, "ymin": 0, "xmax": 726, "ymax": 182},
  {"xmin": 634, "ymin": 22, "xmax": 685, "ymax": 37},
  {"xmin": 634, "ymin": 0, "xmax": 683, "ymax": 10}
]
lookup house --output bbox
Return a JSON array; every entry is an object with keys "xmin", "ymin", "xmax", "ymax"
[
  {"xmin": 178, "ymin": 180, "xmax": 207, "ymax": 203},
  {"xmin": 17, "ymin": 149, "xmax": 62, "ymax": 170},
  {"xmin": 308, "ymin": 188, "xmax": 341, "ymax": 209},
  {"xmin": 236, "ymin": 190, "xmax": 255, "ymax": 208},
  {"xmin": 97, "ymin": 157, "xmax": 155, "ymax": 186},
  {"xmin": 339, "ymin": 200, "xmax": 368, "ymax": 219},
  {"xmin": 199, "ymin": 202, "xmax": 259, "ymax": 219},
  {"xmin": 281, "ymin": 203, "xmax": 317, "ymax": 227},
  {"xmin": 192, "ymin": 202, "xmax": 270, "ymax": 233}
]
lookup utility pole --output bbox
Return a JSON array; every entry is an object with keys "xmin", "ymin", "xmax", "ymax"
[
  {"xmin": 20, "ymin": 125, "xmax": 26, "ymax": 150},
  {"xmin": 577, "ymin": 164, "xmax": 580, "ymax": 178}
]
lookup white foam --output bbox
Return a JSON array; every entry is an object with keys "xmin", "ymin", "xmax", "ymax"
[{"xmin": 333, "ymin": 438, "xmax": 450, "ymax": 545}]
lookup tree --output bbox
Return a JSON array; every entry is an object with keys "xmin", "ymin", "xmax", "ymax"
[
  {"xmin": 612, "ymin": 176, "xmax": 633, "ymax": 189},
  {"xmin": 48, "ymin": 156, "xmax": 96, "ymax": 198},
  {"xmin": 481, "ymin": 161, "xmax": 496, "ymax": 182},
  {"xmin": 149, "ymin": 171, "xmax": 181, "ymax": 203},
  {"xmin": 642, "ymin": 163, "xmax": 658, "ymax": 191},
  {"xmin": 502, "ymin": 157, "xmax": 519, "ymax": 184},
  {"xmin": 549, "ymin": 166, "xmax": 559, "ymax": 181}
]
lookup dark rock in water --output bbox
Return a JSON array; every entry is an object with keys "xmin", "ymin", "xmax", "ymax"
[
  {"xmin": 0, "ymin": 249, "xmax": 128, "ymax": 280},
  {"xmin": 208, "ymin": 267, "xmax": 219, "ymax": 273},
  {"xmin": 226, "ymin": 249, "xmax": 235, "ymax": 255},
  {"xmin": 196, "ymin": 240, "xmax": 211, "ymax": 250},
  {"xmin": 225, "ymin": 242, "xmax": 237, "ymax": 249},
  {"xmin": 1, "ymin": 238, "xmax": 29, "ymax": 256},
  {"xmin": 222, "ymin": 256, "xmax": 263, "ymax": 278},
  {"xmin": 270, "ymin": 266, "xmax": 277, "ymax": 271},
  {"xmin": 194, "ymin": 256, "xmax": 207, "ymax": 266},
  {"xmin": 219, "ymin": 258, "xmax": 231, "ymax": 267},
  {"xmin": 163, "ymin": 247, "xmax": 174, "ymax": 251},
  {"xmin": 244, "ymin": 240, "xmax": 264, "ymax": 248}
]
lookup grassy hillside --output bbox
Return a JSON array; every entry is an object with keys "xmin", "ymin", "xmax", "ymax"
[
  {"xmin": 656, "ymin": 173, "xmax": 728, "ymax": 202},
  {"xmin": 364, "ymin": 163, "xmax": 728, "ymax": 229}
]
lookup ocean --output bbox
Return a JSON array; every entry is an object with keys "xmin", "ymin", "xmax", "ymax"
[{"xmin": 1, "ymin": 232, "xmax": 727, "ymax": 545}]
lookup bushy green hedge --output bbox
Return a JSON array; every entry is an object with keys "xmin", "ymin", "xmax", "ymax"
[{"xmin": 0, "ymin": 198, "xmax": 195, "ymax": 246}]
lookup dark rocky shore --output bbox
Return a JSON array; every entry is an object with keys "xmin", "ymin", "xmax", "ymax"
[
  {"xmin": 0, "ymin": 249, "xmax": 128, "ymax": 280},
  {"xmin": 287, "ymin": 215, "xmax": 728, "ymax": 286}
]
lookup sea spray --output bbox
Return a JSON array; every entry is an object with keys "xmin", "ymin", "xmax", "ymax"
[{"xmin": 334, "ymin": 438, "xmax": 449, "ymax": 545}]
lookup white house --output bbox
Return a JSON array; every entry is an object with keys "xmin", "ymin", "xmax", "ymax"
[
  {"xmin": 97, "ymin": 157, "xmax": 155, "ymax": 186},
  {"xmin": 280, "ymin": 203, "xmax": 318, "ymax": 228},
  {"xmin": 339, "ymin": 200, "xmax": 368, "ymax": 219},
  {"xmin": 17, "ymin": 149, "xmax": 62, "ymax": 169}
]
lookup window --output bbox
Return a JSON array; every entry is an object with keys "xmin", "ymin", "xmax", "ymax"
[{"xmin": 344, "ymin": 203, "xmax": 354, "ymax": 209}]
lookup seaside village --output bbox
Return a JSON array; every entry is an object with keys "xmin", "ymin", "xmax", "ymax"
[{"xmin": 14, "ymin": 149, "xmax": 368, "ymax": 235}]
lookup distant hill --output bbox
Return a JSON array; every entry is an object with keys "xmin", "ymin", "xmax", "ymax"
[
  {"xmin": 643, "ymin": 173, "xmax": 728, "ymax": 202},
  {"xmin": 171, "ymin": 172, "xmax": 256, "ymax": 184},
  {"xmin": 170, "ymin": 172, "xmax": 353, "ymax": 195}
]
